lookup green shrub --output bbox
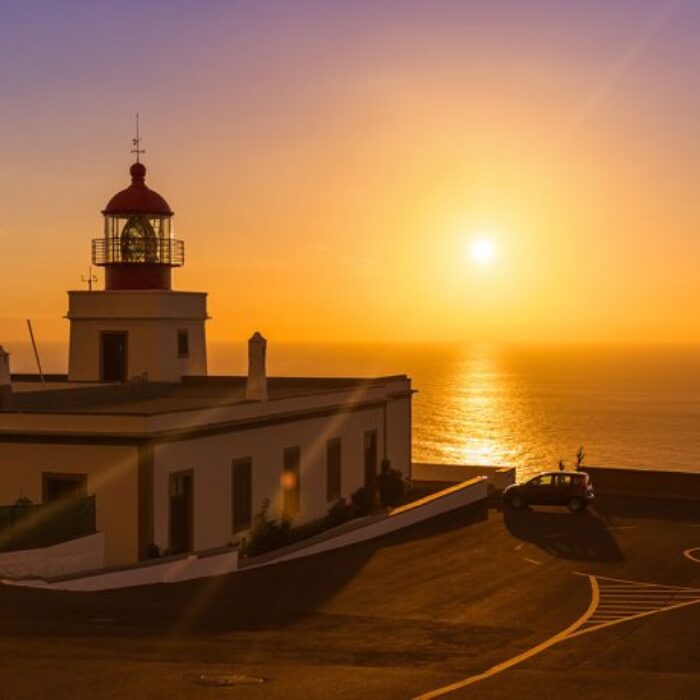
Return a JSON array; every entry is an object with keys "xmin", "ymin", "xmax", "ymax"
[
  {"xmin": 377, "ymin": 460, "xmax": 406, "ymax": 507},
  {"xmin": 242, "ymin": 499, "xmax": 293, "ymax": 557},
  {"xmin": 326, "ymin": 498, "xmax": 354, "ymax": 528},
  {"xmin": 351, "ymin": 485, "xmax": 376, "ymax": 516}
]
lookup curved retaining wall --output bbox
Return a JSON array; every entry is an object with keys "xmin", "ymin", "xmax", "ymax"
[
  {"xmin": 0, "ymin": 532, "xmax": 104, "ymax": 580},
  {"xmin": 245, "ymin": 476, "xmax": 488, "ymax": 569}
]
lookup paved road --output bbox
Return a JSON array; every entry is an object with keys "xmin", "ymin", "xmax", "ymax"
[{"xmin": 0, "ymin": 496, "xmax": 698, "ymax": 699}]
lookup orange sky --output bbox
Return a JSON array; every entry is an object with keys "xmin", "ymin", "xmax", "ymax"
[{"xmin": 1, "ymin": 1, "xmax": 699, "ymax": 345}]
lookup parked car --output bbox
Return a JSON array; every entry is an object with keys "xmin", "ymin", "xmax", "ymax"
[{"xmin": 503, "ymin": 471, "xmax": 594, "ymax": 512}]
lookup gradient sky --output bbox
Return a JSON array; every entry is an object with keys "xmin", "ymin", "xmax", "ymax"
[{"xmin": 1, "ymin": 0, "xmax": 699, "ymax": 344}]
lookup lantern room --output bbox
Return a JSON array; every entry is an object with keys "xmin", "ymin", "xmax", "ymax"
[{"xmin": 92, "ymin": 162, "xmax": 184, "ymax": 290}]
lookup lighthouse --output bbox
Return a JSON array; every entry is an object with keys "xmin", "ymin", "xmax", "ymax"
[{"xmin": 67, "ymin": 146, "xmax": 208, "ymax": 383}]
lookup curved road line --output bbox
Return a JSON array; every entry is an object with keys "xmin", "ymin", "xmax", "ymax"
[
  {"xmin": 413, "ymin": 576, "xmax": 599, "ymax": 700},
  {"xmin": 413, "ymin": 572, "xmax": 700, "ymax": 700},
  {"xmin": 684, "ymin": 547, "xmax": 700, "ymax": 563}
]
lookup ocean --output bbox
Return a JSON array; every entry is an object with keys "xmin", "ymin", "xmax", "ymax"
[{"xmin": 5, "ymin": 341, "xmax": 700, "ymax": 479}]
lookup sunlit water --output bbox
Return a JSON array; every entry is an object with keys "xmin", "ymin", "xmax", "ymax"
[{"xmin": 6, "ymin": 341, "xmax": 700, "ymax": 479}]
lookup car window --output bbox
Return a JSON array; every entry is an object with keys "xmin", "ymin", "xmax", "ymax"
[
  {"xmin": 557, "ymin": 474, "xmax": 572, "ymax": 487},
  {"xmin": 532, "ymin": 475, "xmax": 554, "ymax": 487}
]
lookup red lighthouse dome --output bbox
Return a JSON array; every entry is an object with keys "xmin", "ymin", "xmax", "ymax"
[
  {"xmin": 103, "ymin": 163, "xmax": 173, "ymax": 217},
  {"xmin": 92, "ymin": 161, "xmax": 184, "ymax": 291}
]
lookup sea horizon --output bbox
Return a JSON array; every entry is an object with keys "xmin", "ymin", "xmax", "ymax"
[{"xmin": 5, "ymin": 340, "xmax": 699, "ymax": 479}]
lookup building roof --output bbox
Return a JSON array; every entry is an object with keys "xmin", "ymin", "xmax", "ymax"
[
  {"xmin": 5, "ymin": 375, "xmax": 411, "ymax": 417},
  {"xmin": 103, "ymin": 162, "xmax": 173, "ymax": 216}
]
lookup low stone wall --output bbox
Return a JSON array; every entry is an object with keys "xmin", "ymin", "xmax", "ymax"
[
  {"xmin": 412, "ymin": 462, "xmax": 515, "ymax": 492},
  {"xmin": 582, "ymin": 466, "xmax": 700, "ymax": 501},
  {"xmin": 0, "ymin": 532, "xmax": 104, "ymax": 580}
]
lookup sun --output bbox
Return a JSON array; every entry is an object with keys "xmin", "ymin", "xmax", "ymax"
[{"xmin": 470, "ymin": 237, "xmax": 496, "ymax": 266}]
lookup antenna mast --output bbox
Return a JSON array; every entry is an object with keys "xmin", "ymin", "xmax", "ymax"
[{"xmin": 81, "ymin": 266, "xmax": 98, "ymax": 291}]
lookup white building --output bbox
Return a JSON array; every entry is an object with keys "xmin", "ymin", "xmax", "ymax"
[{"xmin": 0, "ymin": 156, "xmax": 413, "ymax": 568}]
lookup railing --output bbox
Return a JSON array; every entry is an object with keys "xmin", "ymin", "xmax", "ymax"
[
  {"xmin": 92, "ymin": 237, "xmax": 184, "ymax": 266},
  {"xmin": 0, "ymin": 496, "xmax": 97, "ymax": 552}
]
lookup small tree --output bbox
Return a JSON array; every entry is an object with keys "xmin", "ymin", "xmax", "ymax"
[
  {"xmin": 243, "ymin": 498, "xmax": 293, "ymax": 557},
  {"xmin": 558, "ymin": 459, "xmax": 566, "ymax": 472},
  {"xmin": 575, "ymin": 446, "xmax": 586, "ymax": 471},
  {"xmin": 326, "ymin": 498, "xmax": 354, "ymax": 528},
  {"xmin": 351, "ymin": 485, "xmax": 376, "ymax": 516}
]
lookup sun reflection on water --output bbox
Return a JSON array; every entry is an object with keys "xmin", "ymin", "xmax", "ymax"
[{"xmin": 414, "ymin": 344, "xmax": 550, "ymax": 479}]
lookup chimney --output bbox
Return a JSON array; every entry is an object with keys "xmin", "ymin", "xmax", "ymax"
[
  {"xmin": 0, "ymin": 346, "xmax": 14, "ymax": 410},
  {"xmin": 246, "ymin": 332, "xmax": 268, "ymax": 401}
]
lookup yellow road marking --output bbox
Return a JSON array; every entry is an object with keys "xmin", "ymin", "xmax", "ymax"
[
  {"xmin": 568, "ymin": 596, "xmax": 700, "ymax": 639},
  {"xmin": 413, "ymin": 572, "xmax": 700, "ymax": 700},
  {"xmin": 412, "ymin": 576, "xmax": 599, "ymax": 699}
]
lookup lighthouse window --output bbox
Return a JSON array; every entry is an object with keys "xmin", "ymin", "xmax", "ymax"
[{"xmin": 177, "ymin": 329, "xmax": 189, "ymax": 358}]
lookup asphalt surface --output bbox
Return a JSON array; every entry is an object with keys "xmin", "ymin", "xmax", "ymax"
[{"xmin": 0, "ymin": 495, "xmax": 698, "ymax": 699}]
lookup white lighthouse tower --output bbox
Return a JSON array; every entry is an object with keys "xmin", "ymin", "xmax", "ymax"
[{"xmin": 67, "ymin": 140, "xmax": 208, "ymax": 383}]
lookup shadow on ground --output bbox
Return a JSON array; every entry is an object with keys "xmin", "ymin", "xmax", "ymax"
[
  {"xmin": 592, "ymin": 495, "xmax": 700, "ymax": 523},
  {"xmin": 0, "ymin": 501, "xmax": 489, "ymax": 636},
  {"xmin": 503, "ymin": 506, "xmax": 624, "ymax": 562}
]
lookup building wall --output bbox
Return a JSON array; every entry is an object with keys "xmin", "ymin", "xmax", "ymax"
[
  {"xmin": 151, "ymin": 401, "xmax": 409, "ymax": 553},
  {"xmin": 0, "ymin": 442, "xmax": 139, "ymax": 566},
  {"xmin": 67, "ymin": 290, "xmax": 207, "ymax": 382},
  {"xmin": 386, "ymin": 396, "xmax": 412, "ymax": 478}
]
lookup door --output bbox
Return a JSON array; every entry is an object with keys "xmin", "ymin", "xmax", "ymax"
[
  {"xmin": 232, "ymin": 458, "xmax": 253, "ymax": 532},
  {"xmin": 101, "ymin": 332, "xmax": 127, "ymax": 382},
  {"xmin": 363, "ymin": 431, "xmax": 378, "ymax": 488},
  {"xmin": 169, "ymin": 471, "xmax": 193, "ymax": 554},
  {"xmin": 529, "ymin": 474, "xmax": 556, "ymax": 505}
]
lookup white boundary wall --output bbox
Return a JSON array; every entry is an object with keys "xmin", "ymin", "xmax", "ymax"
[
  {"xmin": 0, "ymin": 532, "xmax": 104, "ymax": 580},
  {"xmin": 3, "ymin": 547, "xmax": 238, "ymax": 592},
  {"xmin": 412, "ymin": 463, "xmax": 515, "ymax": 491}
]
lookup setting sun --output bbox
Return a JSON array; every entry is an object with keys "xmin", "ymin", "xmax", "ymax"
[{"xmin": 470, "ymin": 238, "xmax": 497, "ymax": 266}]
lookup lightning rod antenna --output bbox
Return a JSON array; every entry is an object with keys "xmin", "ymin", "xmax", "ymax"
[{"xmin": 131, "ymin": 113, "xmax": 145, "ymax": 162}]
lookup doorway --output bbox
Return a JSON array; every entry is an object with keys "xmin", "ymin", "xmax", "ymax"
[
  {"xmin": 100, "ymin": 331, "xmax": 128, "ymax": 382},
  {"xmin": 169, "ymin": 470, "xmax": 193, "ymax": 554}
]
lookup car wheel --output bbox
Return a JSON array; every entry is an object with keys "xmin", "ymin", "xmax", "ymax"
[
  {"xmin": 568, "ymin": 497, "xmax": 585, "ymax": 513},
  {"xmin": 510, "ymin": 495, "xmax": 526, "ymax": 510}
]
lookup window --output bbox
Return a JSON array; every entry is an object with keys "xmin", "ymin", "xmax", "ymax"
[
  {"xmin": 232, "ymin": 458, "xmax": 253, "ymax": 532},
  {"xmin": 532, "ymin": 475, "xmax": 554, "ymax": 487},
  {"xmin": 326, "ymin": 439, "xmax": 342, "ymax": 502},
  {"xmin": 363, "ymin": 431, "xmax": 378, "ymax": 488},
  {"xmin": 177, "ymin": 329, "xmax": 189, "ymax": 358},
  {"xmin": 43, "ymin": 473, "xmax": 87, "ymax": 502},
  {"xmin": 282, "ymin": 447, "xmax": 301, "ymax": 516}
]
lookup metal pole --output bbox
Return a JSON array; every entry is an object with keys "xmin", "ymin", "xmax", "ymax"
[{"xmin": 26, "ymin": 319, "xmax": 46, "ymax": 388}]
